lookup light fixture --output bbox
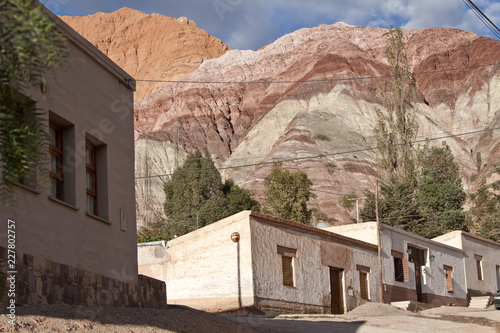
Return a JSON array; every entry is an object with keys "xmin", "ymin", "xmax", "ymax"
[
  {"xmin": 430, "ymin": 254, "xmax": 435, "ymax": 261},
  {"xmin": 231, "ymin": 232, "xmax": 240, "ymax": 243},
  {"xmin": 407, "ymin": 248, "xmax": 412, "ymax": 255}
]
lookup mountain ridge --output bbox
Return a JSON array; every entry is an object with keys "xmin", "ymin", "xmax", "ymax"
[
  {"xmin": 62, "ymin": 8, "xmax": 500, "ymax": 226},
  {"xmin": 61, "ymin": 8, "xmax": 230, "ymax": 101}
]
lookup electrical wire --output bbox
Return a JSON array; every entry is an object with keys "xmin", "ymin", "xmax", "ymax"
[
  {"xmin": 462, "ymin": 0, "xmax": 500, "ymax": 40},
  {"xmin": 135, "ymin": 62, "xmax": 499, "ymax": 85},
  {"xmin": 134, "ymin": 126, "xmax": 500, "ymax": 179}
]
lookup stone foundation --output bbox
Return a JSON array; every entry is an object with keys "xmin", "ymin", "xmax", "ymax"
[
  {"xmin": 1, "ymin": 247, "xmax": 166, "ymax": 308},
  {"xmin": 254, "ymin": 297, "xmax": 329, "ymax": 315}
]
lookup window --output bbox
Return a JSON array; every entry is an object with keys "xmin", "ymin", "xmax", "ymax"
[
  {"xmin": 49, "ymin": 122, "xmax": 64, "ymax": 200},
  {"xmin": 392, "ymin": 250, "xmax": 409, "ymax": 282},
  {"xmin": 475, "ymin": 255, "xmax": 484, "ymax": 281},
  {"xmin": 356, "ymin": 265, "xmax": 370, "ymax": 300},
  {"xmin": 282, "ymin": 256, "xmax": 294, "ymax": 287},
  {"xmin": 444, "ymin": 265, "xmax": 454, "ymax": 293},
  {"xmin": 86, "ymin": 141, "xmax": 97, "ymax": 215},
  {"xmin": 277, "ymin": 246, "xmax": 297, "ymax": 287}
]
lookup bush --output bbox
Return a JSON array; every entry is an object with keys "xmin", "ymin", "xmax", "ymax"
[{"xmin": 313, "ymin": 134, "xmax": 331, "ymax": 141}]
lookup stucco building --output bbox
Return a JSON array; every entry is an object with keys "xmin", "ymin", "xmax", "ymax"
[
  {"xmin": 327, "ymin": 222, "xmax": 468, "ymax": 307},
  {"xmin": 140, "ymin": 211, "xmax": 380, "ymax": 314},
  {"xmin": 0, "ymin": 3, "xmax": 165, "ymax": 307},
  {"xmin": 433, "ymin": 231, "xmax": 500, "ymax": 298}
]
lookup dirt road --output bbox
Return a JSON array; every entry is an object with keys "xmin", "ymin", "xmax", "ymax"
[
  {"xmin": 227, "ymin": 303, "xmax": 500, "ymax": 333},
  {"xmin": 1, "ymin": 302, "xmax": 499, "ymax": 332}
]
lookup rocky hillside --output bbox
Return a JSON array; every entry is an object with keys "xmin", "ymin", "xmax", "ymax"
[
  {"xmin": 133, "ymin": 23, "xmax": 500, "ymax": 226},
  {"xmin": 61, "ymin": 8, "xmax": 230, "ymax": 101}
]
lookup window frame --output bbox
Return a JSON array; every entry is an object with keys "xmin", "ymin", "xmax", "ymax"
[
  {"xmin": 444, "ymin": 265, "xmax": 454, "ymax": 293},
  {"xmin": 86, "ymin": 140, "xmax": 98, "ymax": 215},
  {"xmin": 282, "ymin": 255, "xmax": 294, "ymax": 287},
  {"xmin": 277, "ymin": 245, "xmax": 297, "ymax": 288},
  {"xmin": 356, "ymin": 265, "xmax": 370, "ymax": 300},
  {"xmin": 475, "ymin": 255, "xmax": 484, "ymax": 281},
  {"xmin": 392, "ymin": 250, "xmax": 409, "ymax": 283},
  {"xmin": 49, "ymin": 121, "xmax": 64, "ymax": 200}
]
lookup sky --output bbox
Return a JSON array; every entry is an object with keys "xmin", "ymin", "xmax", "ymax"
[{"xmin": 40, "ymin": 0, "xmax": 500, "ymax": 50}]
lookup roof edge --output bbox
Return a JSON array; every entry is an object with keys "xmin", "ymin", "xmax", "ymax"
[
  {"xmin": 436, "ymin": 230, "xmax": 500, "ymax": 248},
  {"xmin": 248, "ymin": 211, "xmax": 378, "ymax": 251},
  {"xmin": 37, "ymin": 1, "xmax": 136, "ymax": 91}
]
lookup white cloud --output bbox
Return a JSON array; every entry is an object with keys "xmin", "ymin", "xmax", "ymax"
[{"xmin": 41, "ymin": 0, "xmax": 499, "ymax": 50}]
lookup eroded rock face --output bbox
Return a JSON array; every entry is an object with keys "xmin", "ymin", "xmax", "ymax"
[
  {"xmin": 133, "ymin": 23, "xmax": 500, "ymax": 225},
  {"xmin": 61, "ymin": 8, "xmax": 229, "ymax": 101},
  {"xmin": 63, "ymin": 11, "xmax": 500, "ymax": 226}
]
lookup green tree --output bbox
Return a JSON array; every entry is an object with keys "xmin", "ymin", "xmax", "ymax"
[
  {"xmin": 361, "ymin": 142, "xmax": 467, "ymax": 238},
  {"xmin": 263, "ymin": 163, "xmax": 315, "ymax": 225},
  {"xmin": 468, "ymin": 166, "xmax": 500, "ymax": 242},
  {"xmin": 0, "ymin": 0, "xmax": 67, "ymax": 204},
  {"xmin": 416, "ymin": 142, "xmax": 467, "ymax": 238},
  {"xmin": 364, "ymin": 27, "xmax": 422, "ymax": 234},
  {"xmin": 360, "ymin": 190, "xmax": 377, "ymax": 222},
  {"xmin": 374, "ymin": 27, "xmax": 419, "ymax": 183},
  {"xmin": 163, "ymin": 150, "xmax": 259, "ymax": 237}
]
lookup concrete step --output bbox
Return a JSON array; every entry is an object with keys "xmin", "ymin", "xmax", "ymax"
[
  {"xmin": 469, "ymin": 296, "xmax": 491, "ymax": 309},
  {"xmin": 391, "ymin": 301, "xmax": 412, "ymax": 311}
]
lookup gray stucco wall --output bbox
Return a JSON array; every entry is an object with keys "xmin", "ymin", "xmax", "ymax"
[
  {"xmin": 434, "ymin": 231, "xmax": 500, "ymax": 296},
  {"xmin": 250, "ymin": 215, "xmax": 379, "ymax": 313},
  {"xmin": 0, "ymin": 9, "xmax": 137, "ymax": 283},
  {"xmin": 461, "ymin": 233, "xmax": 500, "ymax": 295}
]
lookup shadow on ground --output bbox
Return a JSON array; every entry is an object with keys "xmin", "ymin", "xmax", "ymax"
[{"xmin": 0, "ymin": 303, "xmax": 256, "ymax": 333}]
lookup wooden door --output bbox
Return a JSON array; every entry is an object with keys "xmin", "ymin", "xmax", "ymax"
[
  {"xmin": 408, "ymin": 246, "xmax": 424, "ymax": 302},
  {"xmin": 330, "ymin": 267, "xmax": 344, "ymax": 314}
]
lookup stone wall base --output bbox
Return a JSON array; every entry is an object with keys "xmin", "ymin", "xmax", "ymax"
[
  {"xmin": 383, "ymin": 283, "xmax": 467, "ymax": 307},
  {"xmin": 383, "ymin": 284, "xmax": 418, "ymax": 303},
  {"xmin": 421, "ymin": 293, "xmax": 468, "ymax": 307},
  {"xmin": 254, "ymin": 297, "xmax": 329, "ymax": 315},
  {"xmin": 1, "ymin": 247, "xmax": 166, "ymax": 308}
]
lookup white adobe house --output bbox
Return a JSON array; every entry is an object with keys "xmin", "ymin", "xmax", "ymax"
[
  {"xmin": 326, "ymin": 222, "xmax": 468, "ymax": 307},
  {"xmin": 433, "ymin": 231, "xmax": 500, "ymax": 301},
  {"xmin": 139, "ymin": 211, "xmax": 381, "ymax": 314}
]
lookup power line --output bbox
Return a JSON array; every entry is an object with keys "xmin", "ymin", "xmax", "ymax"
[
  {"xmin": 134, "ymin": 62, "xmax": 500, "ymax": 85},
  {"xmin": 134, "ymin": 124, "xmax": 495, "ymax": 175},
  {"xmin": 462, "ymin": 0, "xmax": 500, "ymax": 40},
  {"xmin": 134, "ymin": 126, "xmax": 500, "ymax": 180}
]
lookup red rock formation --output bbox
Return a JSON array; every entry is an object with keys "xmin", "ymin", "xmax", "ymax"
[
  {"xmin": 133, "ymin": 23, "xmax": 500, "ymax": 225},
  {"xmin": 61, "ymin": 9, "xmax": 500, "ymax": 225},
  {"xmin": 61, "ymin": 8, "xmax": 230, "ymax": 101}
]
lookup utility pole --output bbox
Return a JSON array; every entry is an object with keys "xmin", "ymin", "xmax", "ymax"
[
  {"xmin": 376, "ymin": 180, "xmax": 384, "ymax": 303},
  {"xmin": 356, "ymin": 199, "xmax": 359, "ymax": 223}
]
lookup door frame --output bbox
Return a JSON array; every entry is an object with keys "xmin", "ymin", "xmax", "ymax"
[
  {"xmin": 407, "ymin": 245, "xmax": 425, "ymax": 302},
  {"xmin": 329, "ymin": 267, "xmax": 344, "ymax": 314}
]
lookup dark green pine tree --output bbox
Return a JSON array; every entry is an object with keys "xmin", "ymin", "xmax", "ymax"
[{"xmin": 163, "ymin": 149, "xmax": 259, "ymax": 237}]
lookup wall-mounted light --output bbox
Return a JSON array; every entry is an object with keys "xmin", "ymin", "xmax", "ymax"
[
  {"xmin": 407, "ymin": 248, "xmax": 412, "ymax": 255},
  {"xmin": 231, "ymin": 232, "xmax": 240, "ymax": 243},
  {"xmin": 430, "ymin": 254, "xmax": 435, "ymax": 261}
]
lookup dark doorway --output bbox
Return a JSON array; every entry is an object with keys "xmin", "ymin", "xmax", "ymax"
[
  {"xmin": 407, "ymin": 246, "xmax": 425, "ymax": 302},
  {"xmin": 330, "ymin": 267, "xmax": 344, "ymax": 314}
]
